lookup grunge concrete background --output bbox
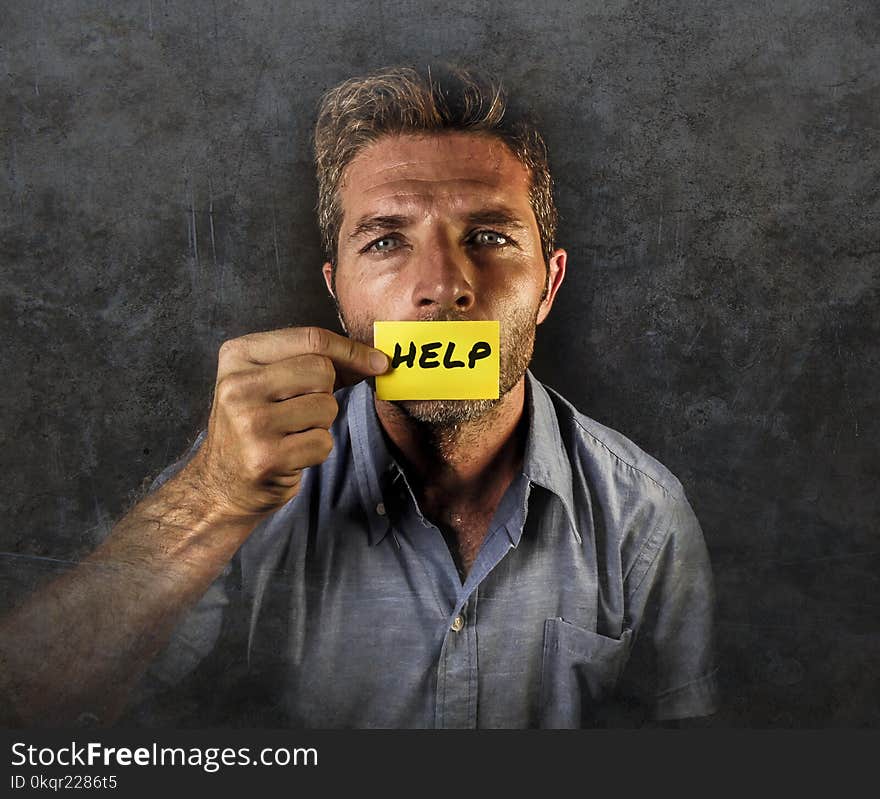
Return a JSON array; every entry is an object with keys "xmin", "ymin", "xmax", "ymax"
[{"xmin": 1, "ymin": 0, "xmax": 877, "ymax": 726}]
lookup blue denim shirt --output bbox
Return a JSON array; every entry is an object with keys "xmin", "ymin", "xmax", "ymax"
[{"xmin": 137, "ymin": 371, "xmax": 717, "ymax": 728}]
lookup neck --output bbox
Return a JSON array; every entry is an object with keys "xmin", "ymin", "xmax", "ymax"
[{"xmin": 375, "ymin": 378, "xmax": 528, "ymax": 503}]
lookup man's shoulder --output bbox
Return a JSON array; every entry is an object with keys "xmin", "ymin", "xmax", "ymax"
[{"xmin": 539, "ymin": 380, "xmax": 687, "ymax": 504}]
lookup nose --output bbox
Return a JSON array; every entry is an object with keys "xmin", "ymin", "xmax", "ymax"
[{"xmin": 410, "ymin": 236, "xmax": 476, "ymax": 313}]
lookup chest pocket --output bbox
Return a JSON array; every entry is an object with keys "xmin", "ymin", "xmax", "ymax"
[{"xmin": 539, "ymin": 618, "xmax": 633, "ymax": 728}]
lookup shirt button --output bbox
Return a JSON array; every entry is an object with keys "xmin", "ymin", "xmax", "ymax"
[
  {"xmin": 450, "ymin": 615, "xmax": 465, "ymax": 632},
  {"xmin": 376, "ymin": 502, "xmax": 386, "ymax": 516}
]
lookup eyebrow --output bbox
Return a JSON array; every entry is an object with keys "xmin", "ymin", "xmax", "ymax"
[
  {"xmin": 464, "ymin": 208, "xmax": 530, "ymax": 231},
  {"xmin": 346, "ymin": 206, "xmax": 530, "ymax": 242},
  {"xmin": 347, "ymin": 215, "xmax": 411, "ymax": 242}
]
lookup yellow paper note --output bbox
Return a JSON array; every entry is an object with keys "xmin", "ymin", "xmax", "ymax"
[{"xmin": 373, "ymin": 321, "xmax": 500, "ymax": 400}]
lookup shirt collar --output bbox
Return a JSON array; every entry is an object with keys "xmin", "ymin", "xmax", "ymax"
[
  {"xmin": 521, "ymin": 371, "xmax": 580, "ymax": 542},
  {"xmin": 347, "ymin": 379, "xmax": 399, "ymax": 546},
  {"xmin": 346, "ymin": 370, "xmax": 580, "ymax": 547}
]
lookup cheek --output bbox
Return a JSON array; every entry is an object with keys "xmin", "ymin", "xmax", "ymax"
[
  {"xmin": 334, "ymin": 273, "xmax": 394, "ymax": 337},
  {"xmin": 335, "ymin": 266, "xmax": 366, "ymax": 304},
  {"xmin": 495, "ymin": 267, "xmax": 546, "ymax": 308},
  {"xmin": 338, "ymin": 266, "xmax": 407, "ymax": 315}
]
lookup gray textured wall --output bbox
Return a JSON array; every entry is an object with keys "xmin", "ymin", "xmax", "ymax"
[{"xmin": 2, "ymin": 0, "xmax": 877, "ymax": 726}]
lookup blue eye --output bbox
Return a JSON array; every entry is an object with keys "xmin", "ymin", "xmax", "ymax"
[
  {"xmin": 472, "ymin": 230, "xmax": 508, "ymax": 246},
  {"xmin": 369, "ymin": 236, "xmax": 400, "ymax": 253}
]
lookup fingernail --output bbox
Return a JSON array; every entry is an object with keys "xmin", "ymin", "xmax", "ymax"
[{"xmin": 370, "ymin": 351, "xmax": 389, "ymax": 373}]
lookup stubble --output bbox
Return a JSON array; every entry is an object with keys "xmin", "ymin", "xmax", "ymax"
[{"xmin": 338, "ymin": 302, "xmax": 540, "ymax": 429}]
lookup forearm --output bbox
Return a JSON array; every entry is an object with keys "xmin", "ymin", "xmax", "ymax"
[
  {"xmin": 0, "ymin": 326, "xmax": 374, "ymax": 726},
  {"xmin": 0, "ymin": 464, "xmax": 260, "ymax": 727}
]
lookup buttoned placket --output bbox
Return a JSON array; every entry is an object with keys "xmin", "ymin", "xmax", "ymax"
[
  {"xmin": 347, "ymin": 376, "xmax": 570, "ymax": 728},
  {"xmin": 431, "ymin": 477, "xmax": 531, "ymax": 729}
]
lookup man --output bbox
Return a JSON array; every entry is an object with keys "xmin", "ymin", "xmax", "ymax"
[{"xmin": 0, "ymin": 66, "xmax": 717, "ymax": 728}]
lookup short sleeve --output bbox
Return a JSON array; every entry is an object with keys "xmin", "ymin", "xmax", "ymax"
[{"xmin": 620, "ymin": 495, "xmax": 719, "ymax": 721}]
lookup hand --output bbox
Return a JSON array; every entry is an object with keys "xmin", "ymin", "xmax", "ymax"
[{"xmin": 185, "ymin": 326, "xmax": 388, "ymax": 519}]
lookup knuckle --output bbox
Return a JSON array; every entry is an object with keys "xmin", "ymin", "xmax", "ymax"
[
  {"xmin": 316, "ymin": 354, "xmax": 335, "ymax": 380},
  {"xmin": 315, "ymin": 428, "xmax": 334, "ymax": 457},
  {"xmin": 304, "ymin": 353, "xmax": 334, "ymax": 385},
  {"xmin": 216, "ymin": 371, "xmax": 257, "ymax": 405},
  {"xmin": 320, "ymin": 393, "xmax": 339, "ymax": 422},
  {"xmin": 346, "ymin": 336, "xmax": 359, "ymax": 365},
  {"xmin": 303, "ymin": 326, "xmax": 329, "ymax": 355},
  {"xmin": 215, "ymin": 375, "xmax": 240, "ymax": 405},
  {"xmin": 218, "ymin": 337, "xmax": 241, "ymax": 361},
  {"xmin": 246, "ymin": 443, "xmax": 275, "ymax": 481},
  {"xmin": 237, "ymin": 407, "xmax": 262, "ymax": 438},
  {"xmin": 287, "ymin": 428, "xmax": 333, "ymax": 468}
]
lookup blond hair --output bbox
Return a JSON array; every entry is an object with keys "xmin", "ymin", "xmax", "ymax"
[{"xmin": 313, "ymin": 65, "xmax": 557, "ymax": 269}]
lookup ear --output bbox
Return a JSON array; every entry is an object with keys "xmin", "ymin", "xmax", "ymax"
[
  {"xmin": 322, "ymin": 262, "xmax": 335, "ymax": 297},
  {"xmin": 536, "ymin": 248, "xmax": 566, "ymax": 326},
  {"xmin": 323, "ymin": 261, "xmax": 349, "ymax": 334}
]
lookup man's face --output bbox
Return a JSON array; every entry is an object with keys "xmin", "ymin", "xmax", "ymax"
[{"xmin": 323, "ymin": 131, "xmax": 565, "ymax": 425}]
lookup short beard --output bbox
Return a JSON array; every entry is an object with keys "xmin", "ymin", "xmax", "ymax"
[{"xmin": 338, "ymin": 302, "xmax": 540, "ymax": 428}]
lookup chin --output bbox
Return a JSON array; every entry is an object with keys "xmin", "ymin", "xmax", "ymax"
[
  {"xmin": 390, "ymin": 368, "xmax": 526, "ymax": 426},
  {"xmin": 392, "ymin": 397, "xmax": 501, "ymax": 426}
]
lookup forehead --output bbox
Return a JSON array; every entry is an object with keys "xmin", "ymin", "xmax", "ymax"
[{"xmin": 338, "ymin": 132, "xmax": 533, "ymax": 221}]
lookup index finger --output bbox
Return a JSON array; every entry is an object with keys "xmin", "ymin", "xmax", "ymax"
[{"xmin": 232, "ymin": 326, "xmax": 389, "ymax": 377}]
